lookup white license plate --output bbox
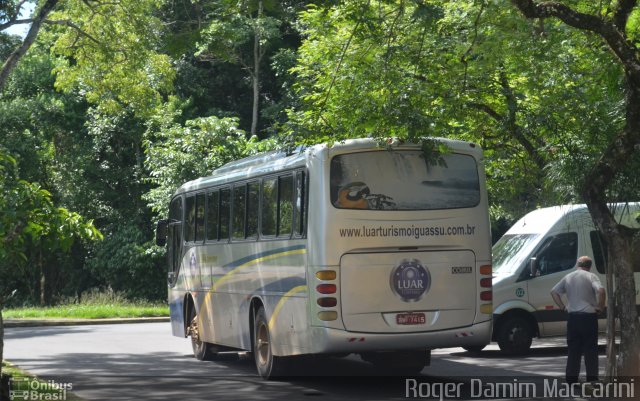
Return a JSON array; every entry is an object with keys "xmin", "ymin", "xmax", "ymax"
[{"xmin": 396, "ymin": 312, "xmax": 426, "ymax": 325}]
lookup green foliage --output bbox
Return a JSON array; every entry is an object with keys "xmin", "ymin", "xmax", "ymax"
[
  {"xmin": 144, "ymin": 101, "xmax": 276, "ymax": 217},
  {"xmin": 0, "ymin": 149, "xmax": 102, "ymax": 302},
  {"xmin": 49, "ymin": 0, "xmax": 174, "ymax": 117},
  {"xmin": 85, "ymin": 224, "xmax": 166, "ymax": 301}
]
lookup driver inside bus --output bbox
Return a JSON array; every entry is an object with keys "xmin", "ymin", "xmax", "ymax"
[{"xmin": 335, "ymin": 182, "xmax": 370, "ymax": 209}]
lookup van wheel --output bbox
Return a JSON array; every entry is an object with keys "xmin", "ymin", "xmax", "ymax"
[
  {"xmin": 497, "ymin": 317, "xmax": 533, "ymax": 355},
  {"xmin": 189, "ymin": 315, "xmax": 218, "ymax": 361},
  {"xmin": 253, "ymin": 306, "xmax": 288, "ymax": 379}
]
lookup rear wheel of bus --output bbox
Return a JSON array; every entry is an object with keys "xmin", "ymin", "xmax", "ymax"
[{"xmin": 253, "ymin": 306, "xmax": 288, "ymax": 379}]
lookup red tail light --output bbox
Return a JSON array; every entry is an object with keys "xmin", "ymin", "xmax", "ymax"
[
  {"xmin": 480, "ymin": 291, "xmax": 492, "ymax": 301},
  {"xmin": 316, "ymin": 284, "xmax": 337, "ymax": 294},
  {"xmin": 480, "ymin": 278, "xmax": 492, "ymax": 288}
]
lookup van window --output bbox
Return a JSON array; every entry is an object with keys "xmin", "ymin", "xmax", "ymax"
[
  {"xmin": 592, "ymin": 229, "xmax": 640, "ymax": 273},
  {"xmin": 492, "ymin": 234, "xmax": 540, "ymax": 275},
  {"xmin": 590, "ymin": 231, "xmax": 607, "ymax": 274},
  {"xmin": 532, "ymin": 232, "xmax": 578, "ymax": 276}
]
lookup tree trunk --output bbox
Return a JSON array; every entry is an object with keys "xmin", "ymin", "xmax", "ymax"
[
  {"xmin": 250, "ymin": 0, "xmax": 264, "ymax": 137},
  {"xmin": 510, "ymin": 0, "xmax": 640, "ymax": 379}
]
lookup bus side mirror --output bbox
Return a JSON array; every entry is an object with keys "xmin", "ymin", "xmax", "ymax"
[
  {"xmin": 529, "ymin": 257, "xmax": 538, "ymax": 277},
  {"xmin": 156, "ymin": 219, "xmax": 168, "ymax": 247}
]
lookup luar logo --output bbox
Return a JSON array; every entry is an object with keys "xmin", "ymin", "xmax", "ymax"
[
  {"xmin": 516, "ymin": 287, "xmax": 525, "ymax": 298},
  {"xmin": 390, "ymin": 259, "xmax": 430, "ymax": 302}
]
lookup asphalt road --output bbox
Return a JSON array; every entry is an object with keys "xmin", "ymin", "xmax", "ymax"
[{"xmin": 4, "ymin": 323, "xmax": 607, "ymax": 401}]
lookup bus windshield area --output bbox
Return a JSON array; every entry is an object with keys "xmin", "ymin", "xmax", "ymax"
[
  {"xmin": 492, "ymin": 233, "xmax": 541, "ymax": 276},
  {"xmin": 330, "ymin": 151, "xmax": 480, "ymax": 210}
]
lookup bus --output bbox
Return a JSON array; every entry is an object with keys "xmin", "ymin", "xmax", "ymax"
[{"xmin": 155, "ymin": 137, "xmax": 493, "ymax": 378}]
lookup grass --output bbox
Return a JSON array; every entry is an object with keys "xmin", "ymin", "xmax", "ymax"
[
  {"xmin": 2, "ymin": 361, "xmax": 83, "ymax": 401},
  {"xmin": 3, "ymin": 304, "xmax": 169, "ymax": 319},
  {"xmin": 2, "ymin": 289, "xmax": 169, "ymax": 320}
]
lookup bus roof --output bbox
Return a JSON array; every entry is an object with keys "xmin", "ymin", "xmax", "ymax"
[{"xmin": 173, "ymin": 137, "xmax": 483, "ymax": 196}]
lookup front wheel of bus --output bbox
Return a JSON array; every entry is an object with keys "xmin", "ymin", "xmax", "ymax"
[{"xmin": 253, "ymin": 306, "xmax": 288, "ymax": 379}]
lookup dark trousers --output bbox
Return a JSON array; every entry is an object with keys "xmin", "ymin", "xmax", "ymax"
[{"xmin": 566, "ymin": 313, "xmax": 599, "ymax": 383}]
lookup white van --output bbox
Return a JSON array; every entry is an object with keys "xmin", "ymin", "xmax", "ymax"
[{"xmin": 489, "ymin": 203, "xmax": 640, "ymax": 354}]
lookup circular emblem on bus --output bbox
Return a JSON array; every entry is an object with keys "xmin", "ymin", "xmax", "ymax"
[{"xmin": 390, "ymin": 259, "xmax": 430, "ymax": 302}]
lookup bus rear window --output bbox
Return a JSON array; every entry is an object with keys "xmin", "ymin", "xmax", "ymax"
[{"xmin": 330, "ymin": 151, "xmax": 480, "ymax": 210}]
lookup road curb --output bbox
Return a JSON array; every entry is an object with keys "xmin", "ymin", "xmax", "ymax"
[{"xmin": 4, "ymin": 317, "xmax": 169, "ymax": 328}]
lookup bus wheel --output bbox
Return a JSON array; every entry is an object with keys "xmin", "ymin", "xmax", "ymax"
[
  {"xmin": 189, "ymin": 315, "xmax": 218, "ymax": 361},
  {"xmin": 496, "ymin": 317, "xmax": 532, "ymax": 355},
  {"xmin": 253, "ymin": 306, "xmax": 288, "ymax": 379}
]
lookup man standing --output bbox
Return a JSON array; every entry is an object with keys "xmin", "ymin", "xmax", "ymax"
[{"xmin": 550, "ymin": 256, "xmax": 606, "ymax": 384}]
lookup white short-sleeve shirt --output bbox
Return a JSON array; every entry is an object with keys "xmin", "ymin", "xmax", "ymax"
[{"xmin": 551, "ymin": 269, "xmax": 603, "ymax": 313}]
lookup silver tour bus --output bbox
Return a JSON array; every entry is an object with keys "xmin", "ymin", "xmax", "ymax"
[{"xmin": 155, "ymin": 138, "xmax": 493, "ymax": 378}]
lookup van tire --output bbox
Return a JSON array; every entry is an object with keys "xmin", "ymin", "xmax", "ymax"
[
  {"xmin": 496, "ymin": 317, "xmax": 533, "ymax": 355},
  {"xmin": 253, "ymin": 306, "xmax": 288, "ymax": 379}
]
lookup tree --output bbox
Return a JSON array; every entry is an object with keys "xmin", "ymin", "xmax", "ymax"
[
  {"xmin": 510, "ymin": 0, "xmax": 640, "ymax": 378},
  {"xmin": 143, "ymin": 99, "xmax": 275, "ymax": 218},
  {"xmin": 0, "ymin": 150, "xmax": 101, "ymax": 388},
  {"xmin": 197, "ymin": 0, "xmax": 305, "ymax": 136},
  {"xmin": 0, "ymin": 0, "xmax": 58, "ymax": 90}
]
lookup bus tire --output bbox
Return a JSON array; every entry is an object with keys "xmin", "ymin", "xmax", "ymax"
[
  {"xmin": 253, "ymin": 306, "xmax": 288, "ymax": 379},
  {"xmin": 189, "ymin": 315, "xmax": 218, "ymax": 361},
  {"xmin": 496, "ymin": 316, "xmax": 533, "ymax": 355}
]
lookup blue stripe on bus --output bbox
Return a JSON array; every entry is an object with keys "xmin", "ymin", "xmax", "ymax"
[{"xmin": 221, "ymin": 244, "xmax": 307, "ymax": 269}]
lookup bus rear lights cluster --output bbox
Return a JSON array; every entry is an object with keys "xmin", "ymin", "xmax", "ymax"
[
  {"xmin": 479, "ymin": 264, "xmax": 493, "ymax": 314},
  {"xmin": 317, "ymin": 297, "xmax": 337, "ymax": 308}
]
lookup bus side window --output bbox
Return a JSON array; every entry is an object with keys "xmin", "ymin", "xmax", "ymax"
[
  {"xmin": 278, "ymin": 174, "xmax": 293, "ymax": 237},
  {"xmin": 247, "ymin": 181, "xmax": 259, "ymax": 238},
  {"xmin": 220, "ymin": 188, "xmax": 230, "ymax": 240},
  {"xmin": 185, "ymin": 195, "xmax": 196, "ymax": 243},
  {"xmin": 196, "ymin": 193, "xmax": 205, "ymax": 242},
  {"xmin": 206, "ymin": 190, "xmax": 219, "ymax": 241},
  {"xmin": 262, "ymin": 178, "xmax": 277, "ymax": 236},
  {"xmin": 233, "ymin": 184, "xmax": 247, "ymax": 240},
  {"xmin": 294, "ymin": 170, "xmax": 306, "ymax": 236}
]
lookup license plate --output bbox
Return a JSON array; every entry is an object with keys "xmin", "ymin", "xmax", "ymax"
[{"xmin": 396, "ymin": 312, "xmax": 426, "ymax": 325}]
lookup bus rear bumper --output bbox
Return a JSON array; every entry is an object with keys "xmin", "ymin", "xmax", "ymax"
[{"xmin": 306, "ymin": 319, "xmax": 492, "ymax": 354}]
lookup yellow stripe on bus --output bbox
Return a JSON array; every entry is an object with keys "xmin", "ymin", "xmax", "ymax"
[
  {"xmin": 196, "ymin": 248, "xmax": 307, "ymax": 331},
  {"xmin": 268, "ymin": 285, "xmax": 308, "ymax": 330}
]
